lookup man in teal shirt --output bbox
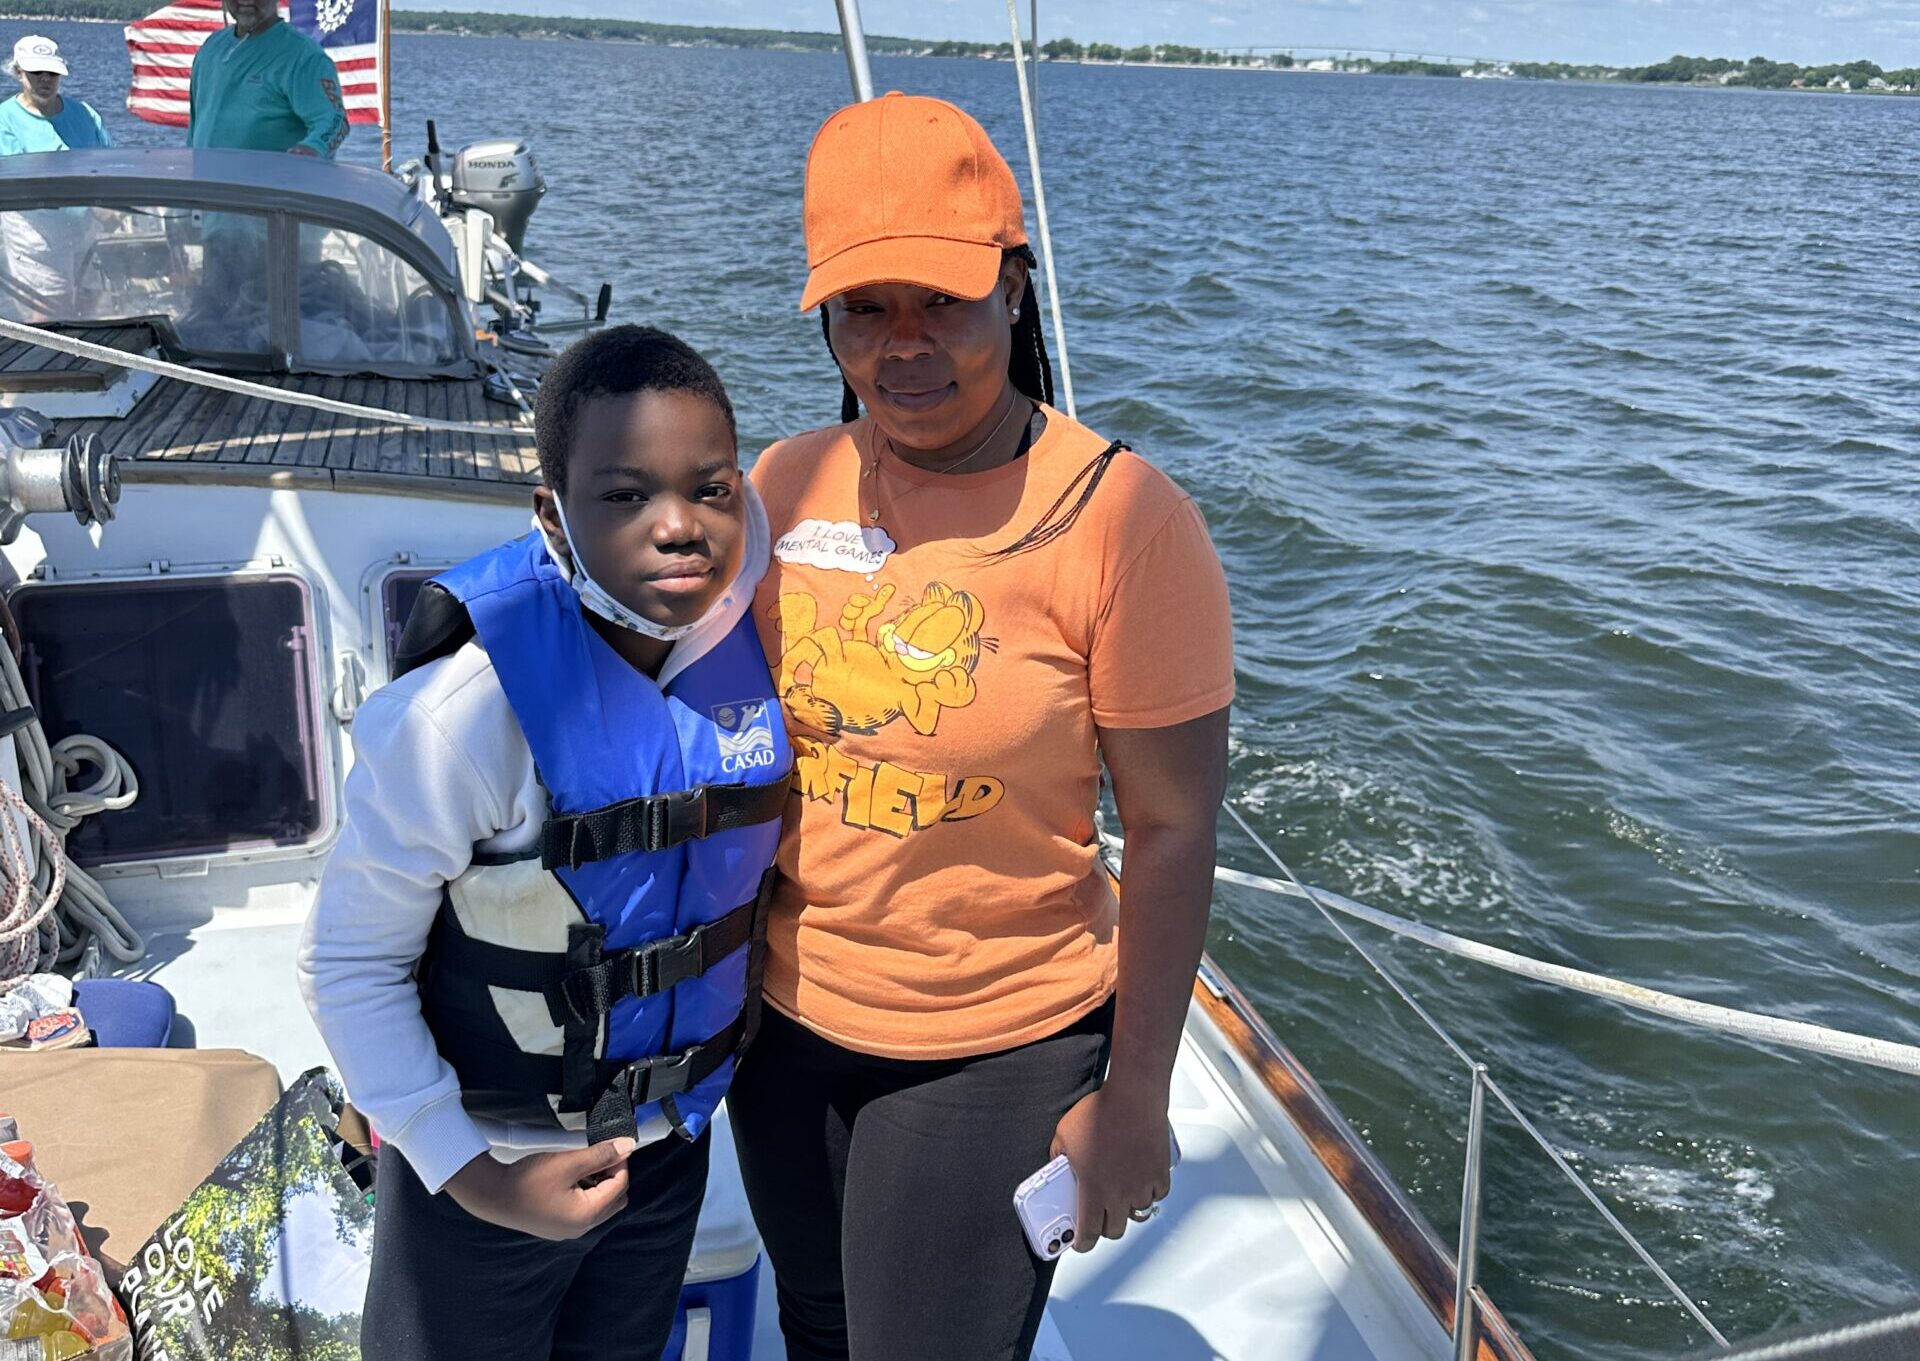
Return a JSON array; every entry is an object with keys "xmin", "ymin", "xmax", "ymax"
[
  {"xmin": 187, "ymin": 0, "xmax": 347, "ymax": 158},
  {"xmin": 0, "ymin": 36, "xmax": 112, "ymax": 155}
]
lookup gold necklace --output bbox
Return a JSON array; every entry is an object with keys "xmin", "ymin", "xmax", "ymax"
[{"xmin": 862, "ymin": 393, "xmax": 1032, "ymax": 525}]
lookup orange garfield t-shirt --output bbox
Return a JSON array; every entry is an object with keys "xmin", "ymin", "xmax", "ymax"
[{"xmin": 749, "ymin": 406, "xmax": 1235, "ymax": 1058}]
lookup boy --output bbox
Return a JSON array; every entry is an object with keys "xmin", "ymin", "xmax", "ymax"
[{"xmin": 298, "ymin": 326, "xmax": 790, "ymax": 1360}]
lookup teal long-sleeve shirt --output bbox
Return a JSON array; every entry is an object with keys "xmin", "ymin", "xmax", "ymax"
[{"xmin": 187, "ymin": 21, "xmax": 347, "ymax": 158}]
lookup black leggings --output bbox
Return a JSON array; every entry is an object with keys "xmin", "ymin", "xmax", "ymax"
[{"xmin": 729, "ymin": 998, "xmax": 1115, "ymax": 1361}]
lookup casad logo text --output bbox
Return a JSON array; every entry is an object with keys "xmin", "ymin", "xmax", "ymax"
[{"xmin": 712, "ymin": 699, "xmax": 778, "ymax": 776}]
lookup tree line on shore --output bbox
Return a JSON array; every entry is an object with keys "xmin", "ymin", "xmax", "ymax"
[
  {"xmin": 1612, "ymin": 54, "xmax": 1920, "ymax": 91},
  {"xmin": 3, "ymin": 0, "xmax": 1914, "ymax": 94}
]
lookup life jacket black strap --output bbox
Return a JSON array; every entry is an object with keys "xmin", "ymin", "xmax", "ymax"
[
  {"xmin": 539, "ymin": 779, "xmax": 789, "ymax": 872},
  {"xmin": 585, "ymin": 1009, "xmax": 751, "ymax": 1143},
  {"xmin": 589, "ymin": 868, "xmax": 773, "ymax": 1143},
  {"xmin": 543, "ymin": 894, "xmax": 761, "ymax": 1028},
  {"xmin": 430, "ymin": 1012, "xmax": 751, "ymax": 1139},
  {"xmin": 421, "ymin": 870, "xmax": 778, "ymax": 1141},
  {"xmin": 424, "ymin": 913, "xmax": 566, "ymax": 994}
]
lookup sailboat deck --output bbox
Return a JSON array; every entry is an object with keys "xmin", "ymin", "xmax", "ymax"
[
  {"xmin": 12, "ymin": 324, "xmax": 540, "ymax": 502},
  {"xmin": 100, "ymin": 882, "xmax": 1461, "ymax": 1361},
  {"xmin": 0, "ymin": 325, "xmax": 156, "ymax": 388}
]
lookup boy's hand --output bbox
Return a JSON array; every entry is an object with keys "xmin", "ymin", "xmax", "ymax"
[{"xmin": 442, "ymin": 1138, "xmax": 637, "ymax": 1240}]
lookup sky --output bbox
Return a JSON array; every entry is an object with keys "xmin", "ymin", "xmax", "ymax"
[{"xmin": 393, "ymin": 0, "xmax": 1920, "ymax": 69}]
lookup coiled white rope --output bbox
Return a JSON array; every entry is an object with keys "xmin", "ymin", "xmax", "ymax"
[
  {"xmin": 0, "ymin": 316, "xmax": 531, "ymax": 438},
  {"xmin": 1004, "ymin": 0, "xmax": 1077, "ymax": 418},
  {"xmin": 0, "ymin": 781, "xmax": 66, "ymax": 986},
  {"xmin": 0, "ymin": 626, "xmax": 142, "ymax": 987}
]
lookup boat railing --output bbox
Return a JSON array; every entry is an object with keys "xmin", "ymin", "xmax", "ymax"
[{"xmin": 1107, "ymin": 804, "xmax": 1920, "ymax": 1354}]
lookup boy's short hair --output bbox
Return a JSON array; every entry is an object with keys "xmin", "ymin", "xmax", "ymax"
[{"xmin": 535, "ymin": 325, "xmax": 738, "ymax": 495}]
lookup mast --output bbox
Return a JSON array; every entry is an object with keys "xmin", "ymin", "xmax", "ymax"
[
  {"xmin": 379, "ymin": 0, "xmax": 392, "ymax": 170},
  {"xmin": 1030, "ymin": 0, "xmax": 1037, "ymax": 106},
  {"xmin": 833, "ymin": 0, "xmax": 875, "ymax": 101}
]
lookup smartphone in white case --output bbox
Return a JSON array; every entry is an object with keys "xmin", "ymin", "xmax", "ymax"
[{"xmin": 1012, "ymin": 1129, "xmax": 1182, "ymax": 1261}]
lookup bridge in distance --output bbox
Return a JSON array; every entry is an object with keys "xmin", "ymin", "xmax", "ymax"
[{"xmin": 1229, "ymin": 45, "xmax": 1514, "ymax": 65}]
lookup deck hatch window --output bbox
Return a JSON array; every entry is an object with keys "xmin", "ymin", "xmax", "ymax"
[
  {"xmin": 10, "ymin": 574, "xmax": 328, "ymax": 865},
  {"xmin": 379, "ymin": 568, "xmax": 438, "ymax": 673}
]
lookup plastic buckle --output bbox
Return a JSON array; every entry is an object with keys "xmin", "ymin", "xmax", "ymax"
[
  {"xmin": 648, "ymin": 926, "xmax": 706, "ymax": 994},
  {"xmin": 625, "ymin": 1048, "xmax": 695, "ymax": 1105},
  {"xmin": 661, "ymin": 786, "xmax": 711, "ymax": 848}
]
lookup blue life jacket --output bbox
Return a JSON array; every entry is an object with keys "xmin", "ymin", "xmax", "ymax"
[{"xmin": 406, "ymin": 531, "xmax": 790, "ymax": 1143}]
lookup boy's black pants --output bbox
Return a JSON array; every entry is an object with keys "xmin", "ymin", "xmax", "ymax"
[{"xmin": 360, "ymin": 1129, "xmax": 709, "ymax": 1361}]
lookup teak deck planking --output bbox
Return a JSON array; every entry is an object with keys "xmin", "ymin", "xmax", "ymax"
[{"xmin": 2, "ymin": 325, "xmax": 539, "ymax": 503}]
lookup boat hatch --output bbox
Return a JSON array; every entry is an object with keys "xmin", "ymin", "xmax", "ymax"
[
  {"xmin": 373, "ymin": 563, "xmax": 441, "ymax": 677},
  {"xmin": 0, "ymin": 150, "xmax": 478, "ymax": 379},
  {"xmin": 9, "ymin": 568, "xmax": 335, "ymax": 870}
]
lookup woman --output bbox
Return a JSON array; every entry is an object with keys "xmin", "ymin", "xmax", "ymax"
[
  {"xmin": 0, "ymin": 36, "xmax": 110, "ymax": 317},
  {"xmin": 0, "ymin": 36, "xmax": 110, "ymax": 155},
  {"xmin": 732, "ymin": 93, "xmax": 1234, "ymax": 1361}
]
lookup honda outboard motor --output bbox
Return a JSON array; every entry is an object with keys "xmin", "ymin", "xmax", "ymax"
[{"xmin": 449, "ymin": 140, "xmax": 547, "ymax": 254}]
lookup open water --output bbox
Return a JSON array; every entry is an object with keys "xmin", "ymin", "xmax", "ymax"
[{"xmin": 29, "ymin": 24, "xmax": 1920, "ymax": 1358}]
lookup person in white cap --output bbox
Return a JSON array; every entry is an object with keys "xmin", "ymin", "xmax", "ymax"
[{"xmin": 0, "ymin": 36, "xmax": 110, "ymax": 155}]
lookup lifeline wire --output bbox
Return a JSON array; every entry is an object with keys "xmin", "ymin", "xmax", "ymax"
[
  {"xmin": 0, "ymin": 316, "xmax": 531, "ymax": 438},
  {"xmin": 1140, "ymin": 825, "xmax": 1920, "ymax": 1080},
  {"xmin": 1211, "ymin": 803, "xmax": 1731, "ymax": 1348},
  {"xmin": 1713, "ymin": 1307, "xmax": 1920, "ymax": 1361},
  {"xmin": 1004, "ymin": 0, "xmax": 1076, "ymax": 417}
]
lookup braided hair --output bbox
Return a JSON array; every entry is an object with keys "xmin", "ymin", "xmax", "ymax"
[{"xmin": 820, "ymin": 245, "xmax": 1054, "ymax": 423}]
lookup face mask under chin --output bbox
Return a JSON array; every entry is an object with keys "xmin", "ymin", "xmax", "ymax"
[{"xmin": 536, "ymin": 487, "xmax": 766, "ymax": 645}]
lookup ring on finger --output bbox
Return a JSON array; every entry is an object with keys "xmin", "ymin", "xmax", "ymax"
[{"xmin": 1128, "ymin": 1203, "xmax": 1161, "ymax": 1223}]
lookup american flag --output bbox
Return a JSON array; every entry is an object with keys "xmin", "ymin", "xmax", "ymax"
[{"xmin": 125, "ymin": 0, "xmax": 385, "ymax": 129}]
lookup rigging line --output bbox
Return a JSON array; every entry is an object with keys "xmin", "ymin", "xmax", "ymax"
[
  {"xmin": 0, "ymin": 317, "xmax": 533, "ymax": 438},
  {"xmin": 1213, "ymin": 802, "xmax": 1728, "ymax": 1348},
  {"xmin": 1480, "ymin": 1070, "xmax": 1731, "ymax": 1350},
  {"xmin": 1003, "ymin": 0, "xmax": 1076, "ymax": 417},
  {"xmin": 1712, "ymin": 1307, "xmax": 1920, "ymax": 1361},
  {"xmin": 1108, "ymin": 828, "xmax": 1920, "ymax": 1080}
]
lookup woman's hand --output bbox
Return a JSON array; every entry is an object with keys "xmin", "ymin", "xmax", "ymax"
[
  {"xmin": 442, "ymin": 1138, "xmax": 637, "ymax": 1240},
  {"xmin": 1049, "ymin": 1077, "xmax": 1172, "ymax": 1252}
]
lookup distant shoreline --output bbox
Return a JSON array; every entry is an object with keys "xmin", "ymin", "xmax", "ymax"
[{"xmin": 3, "ymin": 7, "xmax": 1914, "ymax": 96}]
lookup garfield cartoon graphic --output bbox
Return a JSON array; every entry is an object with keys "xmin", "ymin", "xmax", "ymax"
[{"xmin": 774, "ymin": 582, "xmax": 988, "ymax": 738}]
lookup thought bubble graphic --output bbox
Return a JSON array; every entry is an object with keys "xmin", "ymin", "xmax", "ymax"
[{"xmin": 773, "ymin": 519, "xmax": 897, "ymax": 574}]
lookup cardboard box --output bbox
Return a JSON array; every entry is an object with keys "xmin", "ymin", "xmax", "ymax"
[{"xmin": 0, "ymin": 1047, "xmax": 281, "ymax": 1281}]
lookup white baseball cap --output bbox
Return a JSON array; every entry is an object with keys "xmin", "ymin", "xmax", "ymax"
[{"xmin": 12, "ymin": 36, "xmax": 68, "ymax": 76}]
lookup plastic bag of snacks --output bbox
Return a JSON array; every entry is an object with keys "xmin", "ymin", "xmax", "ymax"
[{"xmin": 0, "ymin": 1125, "xmax": 132, "ymax": 1360}]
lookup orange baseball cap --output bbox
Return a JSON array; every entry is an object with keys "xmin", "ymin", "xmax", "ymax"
[{"xmin": 800, "ymin": 91, "xmax": 1028, "ymax": 312}]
